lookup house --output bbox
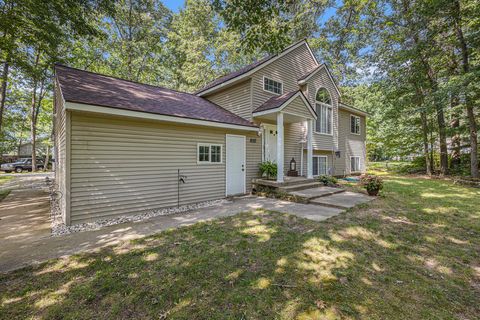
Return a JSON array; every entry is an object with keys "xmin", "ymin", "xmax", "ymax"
[
  {"xmin": 54, "ymin": 40, "xmax": 367, "ymax": 226},
  {"xmin": 1, "ymin": 138, "xmax": 51, "ymax": 164}
]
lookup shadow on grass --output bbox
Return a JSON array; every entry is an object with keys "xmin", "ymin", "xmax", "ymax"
[{"xmin": 1, "ymin": 175, "xmax": 479, "ymax": 319}]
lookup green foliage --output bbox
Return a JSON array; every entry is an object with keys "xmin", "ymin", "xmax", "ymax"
[
  {"xmin": 360, "ymin": 174, "xmax": 383, "ymax": 194},
  {"xmin": 258, "ymin": 161, "xmax": 277, "ymax": 179},
  {"xmin": 317, "ymin": 175, "xmax": 338, "ymax": 186},
  {"xmin": 104, "ymin": 0, "xmax": 172, "ymax": 83},
  {"xmin": 212, "ymin": 0, "xmax": 331, "ymax": 54},
  {"xmin": 1, "ymin": 0, "xmax": 479, "ymax": 178}
]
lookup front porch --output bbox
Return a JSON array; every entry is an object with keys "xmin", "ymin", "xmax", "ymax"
[
  {"xmin": 252, "ymin": 90, "xmax": 317, "ymax": 183},
  {"xmin": 252, "ymin": 176, "xmax": 320, "ymax": 192}
]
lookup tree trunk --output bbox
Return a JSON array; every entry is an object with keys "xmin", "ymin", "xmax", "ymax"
[
  {"xmin": 450, "ymin": 117, "xmax": 461, "ymax": 169},
  {"xmin": 454, "ymin": 0, "xmax": 478, "ymax": 178},
  {"xmin": 424, "ymin": 69, "xmax": 448, "ymax": 175},
  {"xmin": 466, "ymin": 97, "xmax": 478, "ymax": 177},
  {"xmin": 0, "ymin": 61, "xmax": 8, "ymax": 137},
  {"xmin": 29, "ymin": 50, "xmax": 44, "ymax": 173},
  {"xmin": 420, "ymin": 110, "xmax": 432, "ymax": 175},
  {"xmin": 436, "ymin": 105, "xmax": 449, "ymax": 175},
  {"xmin": 449, "ymin": 95, "xmax": 461, "ymax": 170},
  {"xmin": 44, "ymin": 143, "xmax": 50, "ymax": 171},
  {"xmin": 416, "ymin": 85, "xmax": 432, "ymax": 175},
  {"xmin": 430, "ymin": 130, "xmax": 435, "ymax": 172},
  {"xmin": 30, "ymin": 87, "xmax": 37, "ymax": 172}
]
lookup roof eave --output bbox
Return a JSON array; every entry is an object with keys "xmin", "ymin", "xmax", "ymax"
[
  {"xmin": 339, "ymin": 103, "xmax": 369, "ymax": 117},
  {"xmin": 64, "ymin": 101, "xmax": 259, "ymax": 131},
  {"xmin": 297, "ymin": 64, "xmax": 342, "ymax": 97},
  {"xmin": 252, "ymin": 92, "xmax": 317, "ymax": 119}
]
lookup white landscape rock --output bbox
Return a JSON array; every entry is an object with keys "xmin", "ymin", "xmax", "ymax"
[{"xmin": 49, "ymin": 180, "xmax": 230, "ymax": 237}]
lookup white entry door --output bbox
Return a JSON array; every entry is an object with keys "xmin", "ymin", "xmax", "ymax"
[
  {"xmin": 263, "ymin": 124, "xmax": 277, "ymax": 162},
  {"xmin": 226, "ymin": 134, "xmax": 246, "ymax": 196}
]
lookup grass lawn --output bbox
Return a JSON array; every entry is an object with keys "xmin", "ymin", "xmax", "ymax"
[
  {"xmin": 0, "ymin": 176, "xmax": 13, "ymax": 201},
  {"xmin": 1, "ymin": 174, "xmax": 479, "ymax": 319}
]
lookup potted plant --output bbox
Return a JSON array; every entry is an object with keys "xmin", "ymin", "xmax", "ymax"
[
  {"xmin": 259, "ymin": 161, "xmax": 277, "ymax": 180},
  {"xmin": 360, "ymin": 174, "xmax": 383, "ymax": 196}
]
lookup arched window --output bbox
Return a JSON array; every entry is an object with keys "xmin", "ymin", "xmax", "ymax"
[{"xmin": 315, "ymin": 88, "xmax": 332, "ymax": 134}]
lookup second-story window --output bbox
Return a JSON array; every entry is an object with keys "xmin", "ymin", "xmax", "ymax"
[
  {"xmin": 315, "ymin": 88, "xmax": 332, "ymax": 135},
  {"xmin": 351, "ymin": 115, "xmax": 360, "ymax": 134},
  {"xmin": 263, "ymin": 77, "xmax": 283, "ymax": 94}
]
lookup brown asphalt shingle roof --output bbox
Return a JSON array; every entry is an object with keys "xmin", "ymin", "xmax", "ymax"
[
  {"xmin": 194, "ymin": 55, "xmax": 274, "ymax": 95},
  {"xmin": 55, "ymin": 65, "xmax": 257, "ymax": 128},
  {"xmin": 253, "ymin": 91, "xmax": 299, "ymax": 113},
  {"xmin": 253, "ymin": 91, "xmax": 315, "ymax": 117}
]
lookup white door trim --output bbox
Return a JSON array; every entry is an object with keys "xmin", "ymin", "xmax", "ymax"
[
  {"xmin": 225, "ymin": 134, "xmax": 246, "ymax": 196},
  {"xmin": 313, "ymin": 155, "xmax": 328, "ymax": 176},
  {"xmin": 262, "ymin": 124, "xmax": 277, "ymax": 163}
]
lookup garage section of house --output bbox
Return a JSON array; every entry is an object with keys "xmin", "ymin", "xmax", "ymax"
[{"xmin": 54, "ymin": 65, "xmax": 260, "ymax": 225}]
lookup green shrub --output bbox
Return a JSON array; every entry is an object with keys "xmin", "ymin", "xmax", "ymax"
[
  {"xmin": 255, "ymin": 185, "xmax": 308, "ymax": 203},
  {"xmin": 360, "ymin": 175, "xmax": 383, "ymax": 195},
  {"xmin": 259, "ymin": 161, "xmax": 277, "ymax": 179},
  {"xmin": 317, "ymin": 175, "xmax": 338, "ymax": 186}
]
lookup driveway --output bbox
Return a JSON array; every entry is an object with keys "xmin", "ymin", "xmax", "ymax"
[
  {"xmin": 0, "ymin": 178, "xmax": 345, "ymax": 273},
  {"xmin": 0, "ymin": 174, "xmax": 53, "ymax": 268}
]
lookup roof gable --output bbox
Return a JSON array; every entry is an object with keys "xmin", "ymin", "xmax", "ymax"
[
  {"xmin": 253, "ymin": 91, "xmax": 316, "ymax": 119},
  {"xmin": 196, "ymin": 40, "xmax": 318, "ymax": 96},
  {"xmin": 298, "ymin": 64, "xmax": 341, "ymax": 97}
]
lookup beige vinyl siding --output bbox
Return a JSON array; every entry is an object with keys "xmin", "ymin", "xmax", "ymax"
[
  {"xmin": 69, "ymin": 112, "xmax": 260, "ymax": 224},
  {"xmin": 204, "ymin": 79, "xmax": 252, "ymax": 120},
  {"xmin": 337, "ymin": 109, "xmax": 367, "ymax": 175},
  {"xmin": 282, "ymin": 95, "xmax": 313, "ymax": 119},
  {"xmin": 251, "ymin": 44, "xmax": 317, "ymax": 111},
  {"xmin": 54, "ymin": 83, "xmax": 70, "ymax": 224},
  {"xmin": 284, "ymin": 122, "xmax": 304, "ymax": 174},
  {"xmin": 305, "ymin": 67, "xmax": 339, "ymax": 152},
  {"xmin": 246, "ymin": 135, "xmax": 262, "ymax": 188},
  {"xmin": 298, "ymin": 150, "xmax": 333, "ymax": 176}
]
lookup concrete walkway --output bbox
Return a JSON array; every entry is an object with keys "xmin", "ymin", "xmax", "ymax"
[{"xmin": 0, "ymin": 182, "xmax": 343, "ymax": 272}]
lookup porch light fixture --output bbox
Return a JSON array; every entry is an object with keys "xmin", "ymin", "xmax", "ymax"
[
  {"xmin": 335, "ymin": 150, "xmax": 341, "ymax": 158},
  {"xmin": 288, "ymin": 157, "xmax": 298, "ymax": 177},
  {"xmin": 290, "ymin": 158, "xmax": 296, "ymax": 171}
]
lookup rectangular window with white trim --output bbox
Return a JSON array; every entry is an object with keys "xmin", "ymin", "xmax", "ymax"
[
  {"xmin": 350, "ymin": 115, "xmax": 360, "ymax": 134},
  {"xmin": 312, "ymin": 156, "xmax": 328, "ymax": 176},
  {"xmin": 315, "ymin": 103, "xmax": 332, "ymax": 134},
  {"xmin": 198, "ymin": 144, "xmax": 222, "ymax": 163},
  {"xmin": 350, "ymin": 156, "xmax": 360, "ymax": 172},
  {"xmin": 263, "ymin": 77, "xmax": 283, "ymax": 94}
]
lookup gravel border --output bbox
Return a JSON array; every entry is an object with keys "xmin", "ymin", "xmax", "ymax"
[{"xmin": 48, "ymin": 179, "xmax": 231, "ymax": 237}]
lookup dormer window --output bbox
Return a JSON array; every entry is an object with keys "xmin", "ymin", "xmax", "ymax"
[
  {"xmin": 263, "ymin": 77, "xmax": 283, "ymax": 95},
  {"xmin": 315, "ymin": 88, "xmax": 332, "ymax": 135}
]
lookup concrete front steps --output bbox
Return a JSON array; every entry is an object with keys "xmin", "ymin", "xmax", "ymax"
[
  {"xmin": 309, "ymin": 191, "xmax": 373, "ymax": 209},
  {"xmin": 289, "ymin": 187, "xmax": 373, "ymax": 210},
  {"xmin": 278, "ymin": 181, "xmax": 325, "ymax": 192},
  {"xmin": 253, "ymin": 177, "xmax": 323, "ymax": 192},
  {"xmin": 253, "ymin": 177, "xmax": 374, "ymax": 211},
  {"xmin": 288, "ymin": 186, "xmax": 345, "ymax": 200}
]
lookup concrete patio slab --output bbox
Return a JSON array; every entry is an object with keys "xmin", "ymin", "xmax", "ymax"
[
  {"xmin": 289, "ymin": 186, "xmax": 345, "ymax": 199},
  {"xmin": 310, "ymin": 191, "xmax": 374, "ymax": 209}
]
